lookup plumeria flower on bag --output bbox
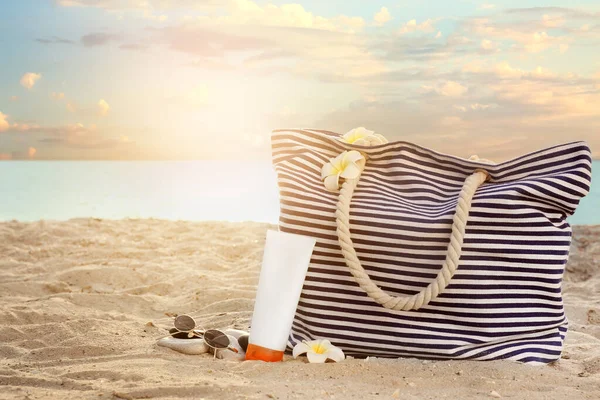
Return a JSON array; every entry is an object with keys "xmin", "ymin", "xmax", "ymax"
[
  {"xmin": 339, "ymin": 127, "xmax": 388, "ymax": 146},
  {"xmin": 293, "ymin": 339, "xmax": 345, "ymax": 363},
  {"xmin": 321, "ymin": 150, "xmax": 365, "ymax": 192},
  {"xmin": 321, "ymin": 127, "xmax": 389, "ymax": 191}
]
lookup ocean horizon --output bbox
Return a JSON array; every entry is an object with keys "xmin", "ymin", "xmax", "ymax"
[{"xmin": 1, "ymin": 160, "xmax": 598, "ymax": 225}]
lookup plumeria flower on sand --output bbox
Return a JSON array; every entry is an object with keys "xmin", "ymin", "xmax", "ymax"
[
  {"xmin": 293, "ymin": 339, "xmax": 345, "ymax": 363},
  {"xmin": 321, "ymin": 150, "xmax": 365, "ymax": 192},
  {"xmin": 340, "ymin": 127, "xmax": 388, "ymax": 146}
]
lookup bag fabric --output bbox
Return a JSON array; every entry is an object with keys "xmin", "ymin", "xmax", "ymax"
[{"xmin": 271, "ymin": 128, "xmax": 592, "ymax": 364}]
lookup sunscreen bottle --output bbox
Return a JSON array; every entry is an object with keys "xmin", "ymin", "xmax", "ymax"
[{"xmin": 245, "ymin": 230, "xmax": 316, "ymax": 362}]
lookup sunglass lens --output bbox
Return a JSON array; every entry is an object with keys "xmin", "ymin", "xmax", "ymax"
[
  {"xmin": 204, "ymin": 329, "xmax": 229, "ymax": 349},
  {"xmin": 174, "ymin": 315, "xmax": 196, "ymax": 332}
]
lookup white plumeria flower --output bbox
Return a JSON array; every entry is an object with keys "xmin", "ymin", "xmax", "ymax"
[
  {"xmin": 340, "ymin": 127, "xmax": 388, "ymax": 146},
  {"xmin": 293, "ymin": 339, "xmax": 345, "ymax": 363},
  {"xmin": 321, "ymin": 150, "xmax": 365, "ymax": 192}
]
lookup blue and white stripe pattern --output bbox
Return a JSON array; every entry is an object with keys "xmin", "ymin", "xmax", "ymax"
[{"xmin": 272, "ymin": 128, "xmax": 592, "ymax": 364}]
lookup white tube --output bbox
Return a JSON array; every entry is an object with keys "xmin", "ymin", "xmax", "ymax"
[{"xmin": 245, "ymin": 230, "xmax": 316, "ymax": 362}]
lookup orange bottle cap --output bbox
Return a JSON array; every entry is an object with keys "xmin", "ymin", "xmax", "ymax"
[{"xmin": 245, "ymin": 343, "xmax": 284, "ymax": 362}]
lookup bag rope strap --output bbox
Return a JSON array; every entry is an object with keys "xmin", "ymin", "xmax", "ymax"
[{"xmin": 335, "ymin": 163, "xmax": 491, "ymax": 311}]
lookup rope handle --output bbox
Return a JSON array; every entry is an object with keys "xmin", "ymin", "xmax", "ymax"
[{"xmin": 335, "ymin": 169, "xmax": 490, "ymax": 311}]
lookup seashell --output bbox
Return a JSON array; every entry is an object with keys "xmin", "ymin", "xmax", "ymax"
[
  {"xmin": 157, "ymin": 337, "xmax": 210, "ymax": 355},
  {"xmin": 223, "ymin": 328, "xmax": 249, "ymax": 340}
]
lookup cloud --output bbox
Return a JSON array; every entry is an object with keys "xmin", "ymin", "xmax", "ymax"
[
  {"xmin": 422, "ymin": 81, "xmax": 469, "ymax": 97},
  {"xmin": 119, "ymin": 43, "xmax": 147, "ymax": 51},
  {"xmin": 455, "ymin": 103, "xmax": 498, "ymax": 112},
  {"xmin": 51, "ymin": 92, "xmax": 65, "ymax": 100},
  {"xmin": 20, "ymin": 73, "xmax": 42, "ymax": 89},
  {"xmin": 504, "ymin": 7, "xmax": 600, "ymax": 19},
  {"xmin": 479, "ymin": 4, "xmax": 496, "ymax": 10},
  {"xmin": 9, "ymin": 96, "xmax": 18, "ymax": 102},
  {"xmin": 440, "ymin": 116, "xmax": 463, "ymax": 126},
  {"xmin": 28, "ymin": 147, "xmax": 37, "ymax": 158},
  {"xmin": 455, "ymin": 8, "xmax": 600, "ymax": 54},
  {"xmin": 486, "ymin": 75, "xmax": 600, "ymax": 119},
  {"xmin": 47, "ymin": 2, "xmax": 600, "ymax": 161},
  {"xmin": 35, "ymin": 36, "xmax": 76, "ymax": 45},
  {"xmin": 142, "ymin": 11, "xmax": 168, "ymax": 22},
  {"xmin": 298, "ymin": 41, "xmax": 600, "ymax": 159},
  {"xmin": 56, "ymin": 0, "xmax": 224, "ymax": 11},
  {"xmin": 60, "ymin": 0, "xmax": 366, "ymax": 33},
  {"xmin": 152, "ymin": 18, "xmax": 387, "ymax": 80},
  {"xmin": 471, "ymin": 103, "xmax": 497, "ymax": 110},
  {"xmin": 67, "ymin": 1, "xmax": 433, "ymax": 82},
  {"xmin": 399, "ymin": 19, "xmax": 437, "ymax": 34},
  {"xmin": 469, "ymin": 61, "xmax": 558, "ymax": 80},
  {"xmin": 461, "ymin": 60, "xmax": 483, "ymax": 73},
  {"xmin": 153, "ymin": 24, "xmax": 272, "ymax": 57},
  {"xmin": 57, "ymin": 0, "xmax": 99, "ymax": 6},
  {"xmin": 0, "ymin": 112, "xmax": 9, "ymax": 132},
  {"xmin": 541, "ymin": 14, "xmax": 565, "ymax": 28},
  {"xmin": 0, "ymin": 115, "xmax": 102, "ymax": 151},
  {"xmin": 211, "ymin": 1, "xmax": 366, "ymax": 33},
  {"xmin": 6, "ymin": 123, "xmax": 42, "ymax": 132},
  {"xmin": 9, "ymin": 122, "xmax": 88, "ymax": 135},
  {"xmin": 40, "ymin": 127, "xmax": 129, "ymax": 149},
  {"xmin": 493, "ymin": 61, "xmax": 525, "ymax": 78},
  {"xmin": 313, "ymin": 90, "xmax": 599, "ymax": 162},
  {"xmin": 66, "ymin": 102, "xmax": 77, "ymax": 113},
  {"xmin": 481, "ymin": 39, "xmax": 497, "ymax": 51},
  {"xmin": 463, "ymin": 17, "xmax": 563, "ymax": 53},
  {"xmin": 4, "ymin": 121, "xmax": 129, "ymax": 150},
  {"xmin": 81, "ymin": 32, "xmax": 121, "ymax": 47},
  {"xmin": 439, "ymin": 81, "xmax": 469, "ymax": 96},
  {"xmin": 97, "ymin": 99, "xmax": 110, "ymax": 116},
  {"xmin": 62, "ymin": 99, "xmax": 111, "ymax": 116},
  {"xmin": 374, "ymin": 7, "xmax": 392, "ymax": 27}
]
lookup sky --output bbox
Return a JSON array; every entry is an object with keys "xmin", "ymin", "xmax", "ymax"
[{"xmin": 0, "ymin": 0, "xmax": 599, "ymax": 161}]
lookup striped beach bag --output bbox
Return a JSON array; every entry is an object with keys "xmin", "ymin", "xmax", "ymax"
[{"xmin": 271, "ymin": 128, "xmax": 592, "ymax": 363}]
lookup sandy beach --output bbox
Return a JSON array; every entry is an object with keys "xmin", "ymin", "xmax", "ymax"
[{"xmin": 0, "ymin": 219, "xmax": 599, "ymax": 400}]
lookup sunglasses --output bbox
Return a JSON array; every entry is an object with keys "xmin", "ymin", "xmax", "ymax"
[{"xmin": 165, "ymin": 314, "xmax": 238, "ymax": 358}]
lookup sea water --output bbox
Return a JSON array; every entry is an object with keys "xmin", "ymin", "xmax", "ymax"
[{"xmin": 0, "ymin": 160, "xmax": 598, "ymax": 225}]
